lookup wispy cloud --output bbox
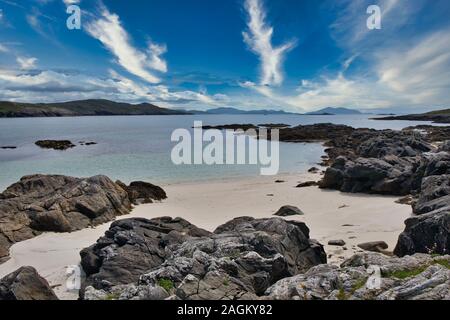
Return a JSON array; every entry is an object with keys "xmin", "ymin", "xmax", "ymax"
[
  {"xmin": 16, "ymin": 56, "xmax": 38, "ymax": 70},
  {"xmin": 242, "ymin": 0, "xmax": 296, "ymax": 86},
  {"xmin": 85, "ymin": 6, "xmax": 167, "ymax": 84}
]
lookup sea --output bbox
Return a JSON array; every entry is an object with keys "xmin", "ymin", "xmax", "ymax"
[{"xmin": 0, "ymin": 114, "xmax": 437, "ymax": 190}]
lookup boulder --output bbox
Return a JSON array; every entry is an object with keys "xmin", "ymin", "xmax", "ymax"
[
  {"xmin": 357, "ymin": 241, "xmax": 389, "ymax": 253},
  {"xmin": 328, "ymin": 240, "xmax": 346, "ymax": 246},
  {"xmin": 116, "ymin": 180, "xmax": 167, "ymax": 205},
  {"xmin": 80, "ymin": 217, "xmax": 211, "ymax": 294},
  {"xmin": 274, "ymin": 205, "xmax": 304, "ymax": 217},
  {"xmin": 0, "ymin": 174, "xmax": 133, "ymax": 262},
  {"xmin": 0, "ymin": 266, "xmax": 58, "ymax": 300},
  {"xmin": 394, "ymin": 209, "xmax": 450, "ymax": 257},
  {"xmin": 320, "ymin": 156, "xmax": 422, "ymax": 196},
  {"xmin": 80, "ymin": 216, "xmax": 326, "ymax": 300}
]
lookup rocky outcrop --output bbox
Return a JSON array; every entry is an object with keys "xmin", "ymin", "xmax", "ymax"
[
  {"xmin": 320, "ymin": 155, "xmax": 423, "ymax": 196},
  {"xmin": 0, "ymin": 266, "xmax": 58, "ymax": 300},
  {"xmin": 80, "ymin": 217, "xmax": 211, "ymax": 292},
  {"xmin": 0, "ymin": 174, "xmax": 133, "ymax": 262},
  {"xmin": 35, "ymin": 140, "xmax": 75, "ymax": 150},
  {"xmin": 273, "ymin": 123, "xmax": 450, "ymax": 257},
  {"xmin": 80, "ymin": 216, "xmax": 326, "ymax": 300},
  {"xmin": 266, "ymin": 252, "xmax": 450, "ymax": 300}
]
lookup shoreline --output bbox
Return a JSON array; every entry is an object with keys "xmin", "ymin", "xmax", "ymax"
[{"xmin": 0, "ymin": 171, "xmax": 412, "ymax": 300}]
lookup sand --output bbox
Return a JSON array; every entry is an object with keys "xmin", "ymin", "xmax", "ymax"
[{"xmin": 0, "ymin": 172, "xmax": 412, "ymax": 299}]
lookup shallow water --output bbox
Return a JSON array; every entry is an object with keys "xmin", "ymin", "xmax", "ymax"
[{"xmin": 0, "ymin": 114, "xmax": 436, "ymax": 190}]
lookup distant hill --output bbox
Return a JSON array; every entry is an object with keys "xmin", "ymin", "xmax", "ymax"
[
  {"xmin": 0, "ymin": 99, "xmax": 189, "ymax": 118},
  {"xmin": 374, "ymin": 108, "xmax": 450, "ymax": 124},
  {"xmin": 306, "ymin": 107, "xmax": 363, "ymax": 115},
  {"xmin": 189, "ymin": 107, "xmax": 298, "ymax": 115}
]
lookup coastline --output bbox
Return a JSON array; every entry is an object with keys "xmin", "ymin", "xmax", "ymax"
[{"xmin": 0, "ymin": 171, "xmax": 412, "ymax": 300}]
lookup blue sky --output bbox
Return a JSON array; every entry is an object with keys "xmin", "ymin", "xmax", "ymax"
[{"xmin": 0, "ymin": 0, "xmax": 449, "ymax": 113}]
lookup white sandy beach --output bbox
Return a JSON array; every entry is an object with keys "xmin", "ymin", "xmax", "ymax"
[{"xmin": 0, "ymin": 172, "xmax": 412, "ymax": 299}]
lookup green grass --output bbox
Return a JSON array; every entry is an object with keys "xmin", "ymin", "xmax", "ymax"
[
  {"xmin": 433, "ymin": 259, "xmax": 450, "ymax": 269},
  {"xmin": 158, "ymin": 278, "xmax": 174, "ymax": 292},
  {"xmin": 104, "ymin": 292, "xmax": 121, "ymax": 300},
  {"xmin": 336, "ymin": 288, "xmax": 347, "ymax": 300},
  {"xmin": 383, "ymin": 266, "xmax": 428, "ymax": 279},
  {"xmin": 351, "ymin": 278, "xmax": 368, "ymax": 293},
  {"xmin": 223, "ymin": 278, "xmax": 230, "ymax": 286}
]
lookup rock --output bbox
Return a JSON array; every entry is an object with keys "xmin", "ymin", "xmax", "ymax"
[
  {"xmin": 274, "ymin": 180, "xmax": 285, "ymax": 183},
  {"xmin": 274, "ymin": 205, "xmax": 304, "ymax": 217},
  {"xmin": 0, "ymin": 266, "xmax": 58, "ymax": 300},
  {"xmin": 320, "ymin": 156, "xmax": 422, "ymax": 196},
  {"xmin": 116, "ymin": 180, "xmax": 167, "ymax": 205},
  {"xmin": 199, "ymin": 124, "xmax": 258, "ymax": 131},
  {"xmin": 396, "ymin": 195, "xmax": 415, "ymax": 205},
  {"xmin": 308, "ymin": 167, "xmax": 320, "ymax": 173},
  {"xmin": 296, "ymin": 181, "xmax": 319, "ymax": 188},
  {"xmin": 394, "ymin": 209, "xmax": 450, "ymax": 256},
  {"xmin": 80, "ymin": 216, "xmax": 326, "ymax": 300},
  {"xmin": 0, "ymin": 174, "xmax": 132, "ymax": 262},
  {"xmin": 35, "ymin": 140, "xmax": 75, "ymax": 150},
  {"xmin": 0, "ymin": 146, "xmax": 17, "ymax": 149},
  {"xmin": 328, "ymin": 240, "xmax": 346, "ymax": 246},
  {"xmin": 413, "ymin": 175, "xmax": 450, "ymax": 215},
  {"xmin": 438, "ymin": 140, "xmax": 450, "ymax": 152},
  {"xmin": 80, "ymin": 217, "xmax": 211, "ymax": 296},
  {"xmin": 258, "ymin": 123, "xmax": 291, "ymax": 129},
  {"xmin": 266, "ymin": 252, "xmax": 450, "ymax": 300},
  {"xmin": 357, "ymin": 241, "xmax": 389, "ymax": 253},
  {"xmin": 79, "ymin": 141, "xmax": 97, "ymax": 146}
]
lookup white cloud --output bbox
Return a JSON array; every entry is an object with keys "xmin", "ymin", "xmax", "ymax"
[
  {"xmin": 0, "ymin": 67, "xmax": 225, "ymax": 109},
  {"xmin": 85, "ymin": 7, "xmax": 167, "ymax": 84},
  {"xmin": 16, "ymin": 57, "xmax": 38, "ymax": 70},
  {"xmin": 63, "ymin": 0, "xmax": 80, "ymax": 5},
  {"xmin": 0, "ymin": 44, "xmax": 8, "ymax": 53},
  {"xmin": 242, "ymin": 0, "xmax": 296, "ymax": 86}
]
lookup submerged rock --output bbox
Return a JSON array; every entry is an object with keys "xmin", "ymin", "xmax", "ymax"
[
  {"xmin": 80, "ymin": 216, "xmax": 326, "ymax": 300},
  {"xmin": 0, "ymin": 266, "xmax": 58, "ymax": 300},
  {"xmin": 35, "ymin": 140, "xmax": 75, "ymax": 150}
]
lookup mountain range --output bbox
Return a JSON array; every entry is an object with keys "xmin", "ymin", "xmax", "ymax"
[
  {"xmin": 305, "ymin": 107, "xmax": 363, "ymax": 115},
  {"xmin": 0, "ymin": 100, "xmax": 366, "ymax": 118},
  {"xmin": 0, "ymin": 100, "xmax": 188, "ymax": 117}
]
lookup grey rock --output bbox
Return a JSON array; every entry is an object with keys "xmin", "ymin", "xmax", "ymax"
[
  {"xmin": 357, "ymin": 241, "xmax": 389, "ymax": 253},
  {"xmin": 0, "ymin": 266, "xmax": 58, "ymax": 300},
  {"xmin": 0, "ymin": 174, "xmax": 132, "ymax": 262},
  {"xmin": 274, "ymin": 205, "xmax": 304, "ymax": 217},
  {"xmin": 116, "ymin": 180, "xmax": 167, "ymax": 205},
  {"xmin": 266, "ymin": 252, "xmax": 450, "ymax": 300},
  {"xmin": 328, "ymin": 240, "xmax": 346, "ymax": 246},
  {"xmin": 81, "ymin": 216, "xmax": 326, "ymax": 300}
]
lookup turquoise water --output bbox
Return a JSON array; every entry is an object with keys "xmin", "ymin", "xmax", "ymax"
[{"xmin": 0, "ymin": 114, "xmax": 435, "ymax": 190}]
